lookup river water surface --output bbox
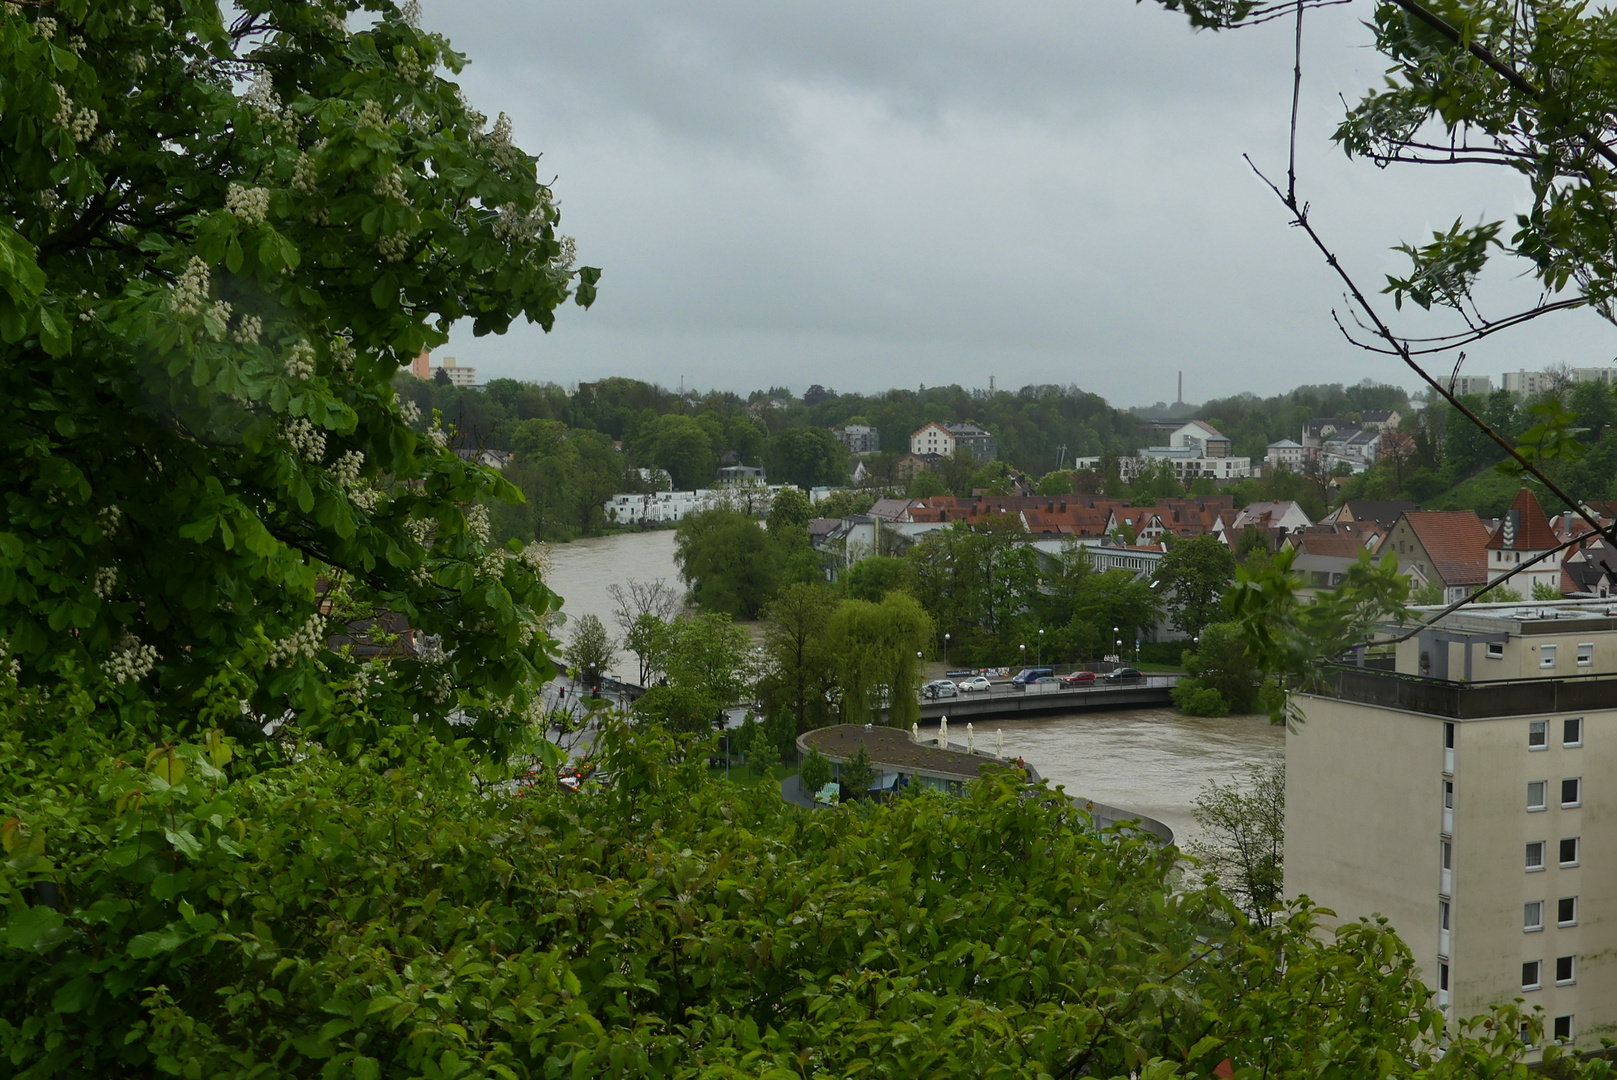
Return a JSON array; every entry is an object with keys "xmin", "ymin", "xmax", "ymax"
[{"xmin": 545, "ymin": 532, "xmax": 1283, "ymax": 848}]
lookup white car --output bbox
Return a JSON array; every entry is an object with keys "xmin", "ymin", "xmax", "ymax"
[{"xmin": 956, "ymin": 675, "xmax": 993, "ymax": 693}]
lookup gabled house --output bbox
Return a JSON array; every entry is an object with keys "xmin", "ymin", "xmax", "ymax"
[
  {"xmin": 1379, "ymin": 510, "xmax": 1490, "ymax": 603},
  {"xmin": 1324, "ymin": 500, "xmax": 1420, "ymax": 531}
]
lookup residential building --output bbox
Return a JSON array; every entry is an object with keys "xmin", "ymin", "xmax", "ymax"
[
  {"xmin": 411, "ymin": 349, "xmax": 430, "ymax": 379},
  {"xmin": 717, "ymin": 465, "xmax": 767, "ymax": 485},
  {"xmin": 1301, "ymin": 418, "xmax": 1358, "ymax": 450},
  {"xmin": 1487, "ymin": 488, "xmax": 1564, "ymax": 597},
  {"xmin": 452, "ymin": 448, "xmax": 513, "ymax": 470},
  {"xmin": 1451, "ymin": 375, "xmax": 1494, "ymax": 397},
  {"xmin": 1359, "ymin": 410, "xmax": 1402, "ymax": 431},
  {"xmin": 1165, "ymin": 420, "xmax": 1233, "ymax": 458},
  {"xmin": 1379, "ymin": 510, "xmax": 1491, "ymax": 603},
  {"xmin": 1503, "ymin": 369, "xmax": 1559, "ymax": 397},
  {"xmin": 438, "ymin": 356, "xmax": 478, "ymax": 388},
  {"xmin": 834, "ymin": 424, "xmax": 881, "ymax": 455},
  {"xmin": 1324, "ymin": 500, "xmax": 1421, "ymax": 531},
  {"xmin": 910, "ymin": 421, "xmax": 998, "ymax": 461},
  {"xmin": 1266, "ymin": 439, "xmax": 1306, "ymax": 469},
  {"xmin": 1286, "ymin": 531, "xmax": 1373, "ymax": 599},
  {"xmin": 1289, "ymin": 602, "xmax": 1617, "ymax": 1055},
  {"xmin": 1320, "ymin": 429, "xmax": 1382, "ymax": 473},
  {"xmin": 1223, "ymin": 500, "xmax": 1313, "ymax": 537},
  {"xmin": 1572, "ymin": 367, "xmax": 1617, "ymax": 386}
]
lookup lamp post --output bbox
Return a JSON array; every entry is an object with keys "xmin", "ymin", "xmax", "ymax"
[
  {"xmin": 1020, "ymin": 643, "xmax": 1026, "ymax": 670},
  {"xmin": 1113, "ymin": 626, "xmax": 1119, "ymax": 661},
  {"xmin": 1038, "ymin": 628, "xmax": 1044, "ymax": 667},
  {"xmin": 944, "ymin": 632, "xmax": 950, "ymax": 667}
]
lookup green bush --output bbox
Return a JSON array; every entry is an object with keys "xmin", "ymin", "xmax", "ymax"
[{"xmin": 1173, "ymin": 677, "xmax": 1229, "ymax": 717}]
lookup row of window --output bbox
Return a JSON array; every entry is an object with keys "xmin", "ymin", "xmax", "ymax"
[
  {"xmin": 1527, "ymin": 777, "xmax": 1582, "ymax": 810},
  {"xmin": 1524, "ymin": 895, "xmax": 1578, "ymax": 930},
  {"xmin": 1526, "ymin": 837, "xmax": 1580, "ymax": 870},
  {"xmin": 1528, "ymin": 717, "xmax": 1583, "ymax": 748},
  {"xmin": 1522, "ymin": 955, "xmax": 1576, "ymax": 989},
  {"xmin": 1486, "ymin": 642, "xmax": 1595, "ymax": 667},
  {"xmin": 1526, "ymin": 721, "xmax": 1578, "ymax": 746}
]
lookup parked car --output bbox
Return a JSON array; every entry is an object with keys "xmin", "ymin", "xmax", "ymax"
[
  {"xmin": 1010, "ymin": 667, "xmax": 1054, "ymax": 686},
  {"xmin": 1105, "ymin": 667, "xmax": 1144, "ymax": 682},
  {"xmin": 1059, "ymin": 670, "xmax": 1097, "ymax": 687},
  {"xmin": 923, "ymin": 678, "xmax": 959, "ymax": 699},
  {"xmin": 956, "ymin": 675, "xmax": 993, "ymax": 693},
  {"xmin": 1029, "ymin": 676, "xmax": 1060, "ymax": 687}
]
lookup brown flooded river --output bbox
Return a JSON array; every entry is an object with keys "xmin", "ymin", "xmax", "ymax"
[{"xmin": 547, "ymin": 532, "xmax": 1284, "ymax": 848}]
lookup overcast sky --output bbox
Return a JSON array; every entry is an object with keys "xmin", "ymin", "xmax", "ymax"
[{"xmin": 424, "ymin": 0, "xmax": 1615, "ymax": 408}]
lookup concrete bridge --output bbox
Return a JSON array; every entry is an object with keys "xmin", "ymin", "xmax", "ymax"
[{"xmin": 915, "ymin": 675, "xmax": 1178, "ymax": 722}]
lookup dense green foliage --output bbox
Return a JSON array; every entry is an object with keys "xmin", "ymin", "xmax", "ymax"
[
  {"xmin": 1155, "ymin": 536, "xmax": 1237, "ymax": 640},
  {"xmin": 0, "ymin": 0, "xmax": 598, "ymax": 756},
  {"xmin": 4, "ymin": 690, "xmax": 1599, "ymax": 1079}
]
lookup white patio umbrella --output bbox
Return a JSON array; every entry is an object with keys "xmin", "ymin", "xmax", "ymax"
[
  {"xmin": 938, "ymin": 716, "xmax": 948, "ymax": 749},
  {"xmin": 911, "ymin": 722, "xmax": 920, "ymax": 744},
  {"xmin": 967, "ymin": 722, "xmax": 975, "ymax": 753},
  {"xmin": 996, "ymin": 729, "xmax": 1004, "ymax": 757}
]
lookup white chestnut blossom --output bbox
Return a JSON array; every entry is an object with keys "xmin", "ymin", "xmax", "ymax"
[
  {"xmin": 93, "ymin": 567, "xmax": 119, "ymax": 599},
  {"xmin": 373, "ymin": 167, "xmax": 408, "ymax": 203},
  {"xmin": 92, "ymin": 132, "xmax": 115, "ymax": 155},
  {"xmin": 329, "ymin": 336, "xmax": 355, "ymax": 371},
  {"xmin": 69, "ymin": 107, "xmax": 98, "ymax": 143},
  {"xmin": 286, "ymin": 339, "xmax": 316, "ymax": 380},
  {"xmin": 225, "ymin": 183, "xmax": 271, "ymax": 226},
  {"xmin": 400, "ymin": 0, "xmax": 422, "ymax": 27},
  {"xmin": 205, "ymin": 299, "xmax": 233, "ymax": 339},
  {"xmin": 465, "ymin": 504, "xmax": 491, "ymax": 545},
  {"xmin": 398, "ymin": 398, "xmax": 421, "ymax": 425},
  {"xmin": 349, "ymin": 486, "xmax": 383, "ymax": 512},
  {"xmin": 281, "ymin": 417, "xmax": 326, "ymax": 463},
  {"xmin": 99, "ymin": 504, "xmax": 123, "ymax": 539},
  {"xmin": 520, "ymin": 541, "xmax": 552, "ymax": 574},
  {"xmin": 426, "ymin": 425, "xmax": 448, "ymax": 449},
  {"xmin": 0, "ymin": 639, "xmax": 19, "ymax": 681},
  {"xmin": 357, "ymin": 99, "xmax": 387, "ymax": 130},
  {"xmin": 170, "ymin": 257, "xmax": 210, "ymax": 315},
  {"xmin": 267, "ymin": 613, "xmax": 327, "ymax": 667},
  {"xmin": 232, "ymin": 314, "xmax": 262, "ymax": 345},
  {"xmin": 291, "ymin": 153, "xmax": 317, "ymax": 193},
  {"xmin": 107, "ymin": 636, "xmax": 159, "ymax": 684},
  {"xmin": 404, "ymin": 516, "xmax": 435, "ymax": 548},
  {"xmin": 35, "ymin": 16, "xmax": 56, "ymax": 39},
  {"xmin": 50, "ymin": 84, "xmax": 72, "ymax": 127},
  {"xmin": 396, "ymin": 45, "xmax": 421, "ymax": 83},
  {"xmin": 376, "ymin": 233, "xmax": 411, "ymax": 262},
  {"xmin": 330, "ymin": 450, "xmax": 365, "ymax": 486}
]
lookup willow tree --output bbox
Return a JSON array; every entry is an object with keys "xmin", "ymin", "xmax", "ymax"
[{"xmin": 0, "ymin": 0, "xmax": 597, "ymax": 755}]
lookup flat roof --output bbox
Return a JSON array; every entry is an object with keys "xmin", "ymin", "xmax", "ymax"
[
  {"xmin": 799, "ymin": 724, "xmax": 1009, "ymax": 781},
  {"xmin": 1406, "ymin": 599, "xmax": 1617, "ymax": 636}
]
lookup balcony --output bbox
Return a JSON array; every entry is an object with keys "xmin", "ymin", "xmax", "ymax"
[{"xmin": 1307, "ymin": 666, "xmax": 1617, "ymax": 720}]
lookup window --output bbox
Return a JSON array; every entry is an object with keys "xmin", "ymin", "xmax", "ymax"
[
  {"xmin": 1438, "ymin": 963, "xmax": 1449, "ymax": 992},
  {"xmin": 1444, "ymin": 722, "xmax": 1455, "ymax": 749},
  {"xmin": 1554, "ymin": 1015, "xmax": 1573, "ymax": 1043},
  {"xmin": 1529, "ymin": 721, "xmax": 1548, "ymax": 749},
  {"xmin": 1523, "ymin": 960, "xmax": 1542, "ymax": 990},
  {"xmin": 1527, "ymin": 841, "xmax": 1546, "ymax": 870},
  {"xmin": 1440, "ymin": 900, "xmax": 1450, "ymax": 930},
  {"xmin": 1528, "ymin": 781, "xmax": 1547, "ymax": 810},
  {"xmin": 1560, "ymin": 837, "xmax": 1580, "ymax": 866},
  {"xmin": 1487, "ymin": 641, "xmax": 1504, "ymax": 659},
  {"xmin": 1542, "ymin": 644, "xmax": 1558, "ymax": 669},
  {"xmin": 1577, "ymin": 643, "xmax": 1594, "ymax": 667},
  {"xmin": 1556, "ymin": 955, "xmax": 1575, "ymax": 984},
  {"xmin": 1562, "ymin": 777, "xmax": 1582, "ymax": 807},
  {"xmin": 1564, "ymin": 717, "xmax": 1583, "ymax": 747},
  {"xmin": 1444, "ymin": 780, "xmax": 1454, "ymax": 810},
  {"xmin": 1525, "ymin": 901, "xmax": 1544, "ymax": 931},
  {"xmin": 1559, "ymin": 896, "xmax": 1578, "ymax": 926},
  {"xmin": 1441, "ymin": 840, "xmax": 1452, "ymax": 871}
]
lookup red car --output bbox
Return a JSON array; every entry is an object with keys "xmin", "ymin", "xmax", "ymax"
[{"xmin": 1059, "ymin": 670, "xmax": 1097, "ymax": 687}]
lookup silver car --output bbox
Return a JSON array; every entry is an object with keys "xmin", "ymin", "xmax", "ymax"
[
  {"xmin": 923, "ymin": 679, "xmax": 959, "ymax": 699},
  {"xmin": 956, "ymin": 675, "xmax": 993, "ymax": 693}
]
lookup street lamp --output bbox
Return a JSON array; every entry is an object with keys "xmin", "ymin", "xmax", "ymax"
[
  {"xmin": 1038, "ymin": 628, "xmax": 1044, "ymax": 667},
  {"xmin": 1019, "ymin": 643, "xmax": 1026, "ymax": 670},
  {"xmin": 944, "ymin": 632, "xmax": 950, "ymax": 667}
]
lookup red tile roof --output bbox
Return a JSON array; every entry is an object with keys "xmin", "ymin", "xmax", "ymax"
[
  {"xmin": 1403, "ymin": 511, "xmax": 1490, "ymax": 586},
  {"xmin": 1486, "ymin": 488, "xmax": 1559, "ymax": 552}
]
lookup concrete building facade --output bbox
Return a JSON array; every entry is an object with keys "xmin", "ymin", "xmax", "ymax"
[{"xmin": 1290, "ymin": 603, "xmax": 1617, "ymax": 1054}]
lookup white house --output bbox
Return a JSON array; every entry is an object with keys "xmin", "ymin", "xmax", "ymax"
[
  {"xmin": 1266, "ymin": 439, "xmax": 1305, "ymax": 469},
  {"xmin": 910, "ymin": 421, "xmax": 998, "ymax": 461}
]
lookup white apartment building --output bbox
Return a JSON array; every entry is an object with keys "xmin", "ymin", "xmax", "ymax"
[
  {"xmin": 1452, "ymin": 375, "xmax": 1494, "ymax": 397},
  {"xmin": 437, "ymin": 356, "xmax": 479, "ymax": 388},
  {"xmin": 1266, "ymin": 439, "xmax": 1306, "ymax": 469},
  {"xmin": 1290, "ymin": 601, "xmax": 1617, "ymax": 1055},
  {"xmin": 910, "ymin": 421, "xmax": 998, "ymax": 461}
]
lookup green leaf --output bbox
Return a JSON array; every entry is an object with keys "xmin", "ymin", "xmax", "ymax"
[
  {"xmin": 4, "ymin": 905, "xmax": 66, "ymax": 952},
  {"xmin": 127, "ymin": 925, "xmax": 189, "ymax": 958}
]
